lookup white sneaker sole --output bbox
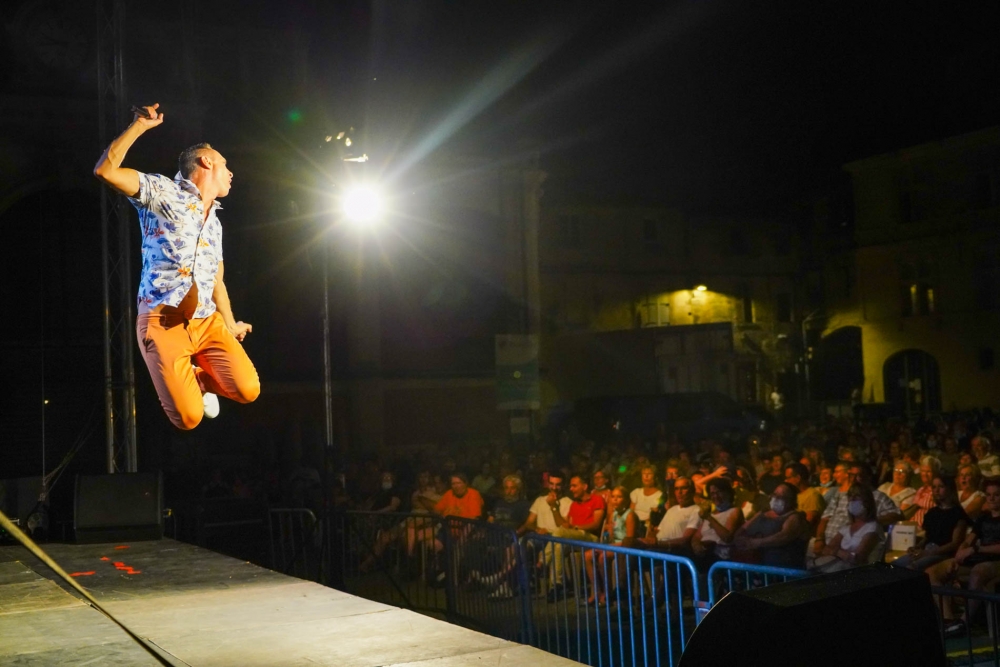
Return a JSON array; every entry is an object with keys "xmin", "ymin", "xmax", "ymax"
[{"xmin": 203, "ymin": 392, "xmax": 220, "ymax": 419}]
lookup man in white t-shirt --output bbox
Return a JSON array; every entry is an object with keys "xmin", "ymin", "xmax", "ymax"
[
  {"xmin": 643, "ymin": 476, "xmax": 701, "ymax": 556},
  {"xmin": 974, "ymin": 436, "xmax": 1000, "ymax": 481},
  {"xmin": 521, "ymin": 473, "xmax": 572, "ymax": 534}
]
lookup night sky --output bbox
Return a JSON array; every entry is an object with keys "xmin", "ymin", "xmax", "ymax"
[{"xmin": 259, "ymin": 0, "xmax": 1000, "ymax": 212}]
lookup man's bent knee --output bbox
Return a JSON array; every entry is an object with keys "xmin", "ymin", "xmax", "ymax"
[
  {"xmin": 234, "ymin": 377, "xmax": 260, "ymax": 403},
  {"xmin": 172, "ymin": 408, "xmax": 203, "ymax": 431}
]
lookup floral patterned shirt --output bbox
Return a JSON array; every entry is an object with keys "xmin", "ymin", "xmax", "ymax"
[{"xmin": 127, "ymin": 172, "xmax": 224, "ymax": 318}]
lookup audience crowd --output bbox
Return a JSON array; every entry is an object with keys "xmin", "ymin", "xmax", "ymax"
[{"xmin": 194, "ymin": 408, "xmax": 1000, "ymax": 633}]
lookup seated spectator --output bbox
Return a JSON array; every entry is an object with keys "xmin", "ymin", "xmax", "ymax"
[
  {"xmin": 974, "ymin": 435, "xmax": 1000, "ymax": 480},
  {"xmin": 900, "ymin": 456, "xmax": 939, "ymax": 528},
  {"xmin": 489, "ymin": 474, "xmax": 532, "ymax": 531},
  {"xmin": 434, "ymin": 473, "xmax": 485, "ymax": 521},
  {"xmin": 733, "ymin": 466, "xmax": 768, "ymax": 520},
  {"xmin": 584, "ymin": 485, "xmax": 637, "ymax": 606},
  {"xmin": 850, "ymin": 462, "xmax": 902, "ymax": 527},
  {"xmin": 785, "ymin": 462, "xmax": 825, "ymax": 532},
  {"xmin": 810, "ymin": 483, "xmax": 882, "ymax": 573},
  {"xmin": 642, "ymin": 476, "xmax": 701, "ymax": 556},
  {"xmin": 520, "ymin": 472, "xmax": 572, "ymax": 537},
  {"xmin": 471, "ymin": 462, "xmax": 497, "ymax": 497},
  {"xmin": 410, "ymin": 471, "xmax": 443, "ymax": 514},
  {"xmin": 757, "ymin": 453, "xmax": 785, "ymax": 495},
  {"xmin": 957, "ymin": 464, "xmax": 985, "ymax": 521},
  {"xmin": 929, "ymin": 478, "xmax": 1000, "ymax": 637},
  {"xmin": 360, "ymin": 471, "xmax": 402, "ymax": 513},
  {"xmin": 692, "ymin": 478, "xmax": 744, "ymax": 564},
  {"xmin": 939, "ymin": 435, "xmax": 960, "ymax": 477},
  {"xmin": 817, "ymin": 465, "xmax": 837, "ymax": 503},
  {"xmin": 810, "ymin": 462, "xmax": 853, "ymax": 560},
  {"xmin": 877, "ymin": 460, "xmax": 916, "ymax": 510},
  {"xmin": 541, "ymin": 474, "xmax": 607, "ymax": 602},
  {"xmin": 894, "ymin": 474, "xmax": 967, "ymax": 572},
  {"xmin": 692, "ymin": 453, "xmax": 731, "ymax": 497},
  {"xmin": 591, "ymin": 469, "xmax": 611, "ymax": 505},
  {"xmin": 734, "ymin": 482, "xmax": 808, "ymax": 569},
  {"xmin": 630, "ymin": 465, "xmax": 663, "ymax": 537}
]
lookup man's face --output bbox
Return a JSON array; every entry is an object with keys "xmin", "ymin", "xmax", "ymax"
[
  {"xmin": 770, "ymin": 455, "xmax": 784, "ymax": 474},
  {"xmin": 985, "ymin": 485, "xmax": 1000, "ymax": 513},
  {"xmin": 773, "ymin": 485, "xmax": 794, "ymax": 509},
  {"xmin": 920, "ymin": 464, "xmax": 934, "ymax": 486},
  {"xmin": 206, "ymin": 149, "xmax": 233, "ymax": 197},
  {"xmin": 569, "ymin": 477, "xmax": 587, "ymax": 501},
  {"xmin": 450, "ymin": 476, "xmax": 467, "ymax": 497},
  {"xmin": 547, "ymin": 477, "xmax": 564, "ymax": 496},
  {"xmin": 784, "ymin": 468, "xmax": 801, "ymax": 489},
  {"xmin": 502, "ymin": 479, "xmax": 519, "ymax": 501},
  {"xmin": 674, "ymin": 479, "xmax": 694, "ymax": 506},
  {"xmin": 666, "ymin": 466, "xmax": 680, "ymax": 481},
  {"xmin": 819, "ymin": 468, "xmax": 832, "ymax": 485},
  {"xmin": 833, "ymin": 465, "xmax": 850, "ymax": 487},
  {"xmin": 974, "ymin": 439, "xmax": 990, "ymax": 460},
  {"xmin": 893, "ymin": 465, "xmax": 909, "ymax": 485},
  {"xmin": 592, "ymin": 471, "xmax": 607, "ymax": 489}
]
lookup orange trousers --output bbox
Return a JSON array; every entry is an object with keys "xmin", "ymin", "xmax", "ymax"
[{"xmin": 137, "ymin": 311, "xmax": 260, "ymax": 430}]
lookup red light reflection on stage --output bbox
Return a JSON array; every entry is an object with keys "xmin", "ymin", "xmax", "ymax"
[
  {"xmin": 69, "ymin": 571, "xmax": 96, "ymax": 577},
  {"xmin": 114, "ymin": 545, "xmax": 130, "ymax": 550},
  {"xmin": 112, "ymin": 561, "xmax": 141, "ymax": 575}
]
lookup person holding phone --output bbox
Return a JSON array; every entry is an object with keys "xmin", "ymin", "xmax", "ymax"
[{"xmin": 93, "ymin": 103, "xmax": 260, "ymax": 429}]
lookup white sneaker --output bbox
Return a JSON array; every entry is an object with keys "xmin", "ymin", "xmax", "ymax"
[{"xmin": 203, "ymin": 392, "xmax": 220, "ymax": 419}]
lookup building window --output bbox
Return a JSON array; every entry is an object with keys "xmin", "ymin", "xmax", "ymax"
[
  {"xmin": 642, "ymin": 301, "xmax": 670, "ymax": 327},
  {"xmin": 776, "ymin": 293, "xmax": 793, "ymax": 323},
  {"xmin": 559, "ymin": 215, "xmax": 581, "ymax": 247},
  {"xmin": 901, "ymin": 283, "xmax": 935, "ymax": 316}
]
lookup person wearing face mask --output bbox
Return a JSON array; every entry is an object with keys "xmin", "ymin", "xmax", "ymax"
[
  {"xmin": 363, "ymin": 471, "xmax": 402, "ymax": 513},
  {"xmin": 733, "ymin": 483, "xmax": 808, "ymax": 568},
  {"xmin": 810, "ymin": 483, "xmax": 883, "ymax": 573},
  {"xmin": 692, "ymin": 478, "xmax": 744, "ymax": 564}
]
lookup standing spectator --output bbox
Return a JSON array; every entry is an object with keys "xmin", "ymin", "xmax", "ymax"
[
  {"xmin": 785, "ymin": 462, "xmax": 825, "ymax": 532},
  {"xmin": 877, "ymin": 461, "xmax": 916, "ymax": 511},
  {"xmin": 958, "ymin": 464, "xmax": 985, "ymax": 521},
  {"xmin": 894, "ymin": 475, "xmax": 967, "ymax": 572},
  {"xmin": 734, "ymin": 483, "xmax": 808, "ymax": 568},
  {"xmin": 811, "ymin": 484, "xmax": 882, "ymax": 573},
  {"xmin": 643, "ymin": 477, "xmax": 701, "ymax": 556},
  {"xmin": 901, "ymin": 456, "xmax": 939, "ymax": 528},
  {"xmin": 629, "ymin": 465, "xmax": 664, "ymax": 537},
  {"xmin": 758, "ymin": 453, "xmax": 785, "ymax": 495}
]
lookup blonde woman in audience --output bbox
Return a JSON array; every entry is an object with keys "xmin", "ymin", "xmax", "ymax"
[
  {"xmin": 692, "ymin": 478, "xmax": 744, "ymax": 564},
  {"xmin": 629, "ymin": 465, "xmax": 663, "ymax": 537},
  {"xmin": 584, "ymin": 485, "xmax": 636, "ymax": 606},
  {"xmin": 877, "ymin": 460, "xmax": 916, "ymax": 510},
  {"xmin": 958, "ymin": 464, "xmax": 985, "ymax": 521}
]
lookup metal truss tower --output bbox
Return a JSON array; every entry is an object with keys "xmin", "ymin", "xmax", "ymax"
[{"xmin": 96, "ymin": 0, "xmax": 137, "ymax": 473}]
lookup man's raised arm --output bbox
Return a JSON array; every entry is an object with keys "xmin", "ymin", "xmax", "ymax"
[{"xmin": 93, "ymin": 103, "xmax": 164, "ymax": 197}]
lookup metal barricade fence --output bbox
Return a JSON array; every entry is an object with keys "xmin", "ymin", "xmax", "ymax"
[
  {"xmin": 523, "ymin": 534, "xmax": 700, "ymax": 667},
  {"xmin": 441, "ymin": 517, "xmax": 533, "ymax": 642},
  {"xmin": 932, "ymin": 585, "xmax": 1000, "ymax": 666},
  {"xmin": 704, "ymin": 561, "xmax": 810, "ymax": 609},
  {"xmin": 337, "ymin": 511, "xmax": 448, "ymax": 615},
  {"xmin": 268, "ymin": 508, "xmax": 321, "ymax": 581}
]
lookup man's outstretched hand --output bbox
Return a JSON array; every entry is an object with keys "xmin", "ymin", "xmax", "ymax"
[
  {"xmin": 133, "ymin": 103, "xmax": 164, "ymax": 130},
  {"xmin": 231, "ymin": 321, "xmax": 253, "ymax": 342}
]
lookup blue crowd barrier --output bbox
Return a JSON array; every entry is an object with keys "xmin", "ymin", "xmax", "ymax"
[{"xmin": 705, "ymin": 560, "xmax": 810, "ymax": 607}]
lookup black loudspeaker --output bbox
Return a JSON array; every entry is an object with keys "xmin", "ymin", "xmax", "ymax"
[
  {"xmin": 680, "ymin": 564, "xmax": 945, "ymax": 666},
  {"xmin": 74, "ymin": 472, "xmax": 164, "ymax": 543}
]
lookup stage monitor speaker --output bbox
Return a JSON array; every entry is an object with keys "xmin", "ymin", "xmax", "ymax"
[
  {"xmin": 0, "ymin": 476, "xmax": 44, "ymax": 527},
  {"xmin": 680, "ymin": 564, "xmax": 945, "ymax": 666},
  {"xmin": 74, "ymin": 472, "xmax": 163, "ymax": 543}
]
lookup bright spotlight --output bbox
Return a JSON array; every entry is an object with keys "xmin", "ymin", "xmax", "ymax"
[
  {"xmin": 342, "ymin": 185, "xmax": 384, "ymax": 225},
  {"xmin": 695, "ymin": 284, "xmax": 708, "ymax": 292}
]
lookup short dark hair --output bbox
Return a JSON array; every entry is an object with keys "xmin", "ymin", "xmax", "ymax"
[
  {"xmin": 984, "ymin": 478, "xmax": 1000, "ymax": 494},
  {"xmin": 706, "ymin": 477, "xmax": 734, "ymax": 503},
  {"xmin": 785, "ymin": 462, "xmax": 809, "ymax": 481},
  {"xmin": 178, "ymin": 143, "xmax": 213, "ymax": 179}
]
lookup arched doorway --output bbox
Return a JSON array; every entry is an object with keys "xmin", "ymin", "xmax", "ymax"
[
  {"xmin": 813, "ymin": 326, "xmax": 864, "ymax": 401},
  {"xmin": 883, "ymin": 350, "xmax": 941, "ymax": 418}
]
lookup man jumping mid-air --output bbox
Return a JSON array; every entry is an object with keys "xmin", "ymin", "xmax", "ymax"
[{"xmin": 94, "ymin": 103, "xmax": 260, "ymax": 429}]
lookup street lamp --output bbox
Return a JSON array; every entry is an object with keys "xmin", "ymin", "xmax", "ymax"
[{"xmin": 341, "ymin": 184, "xmax": 384, "ymax": 227}]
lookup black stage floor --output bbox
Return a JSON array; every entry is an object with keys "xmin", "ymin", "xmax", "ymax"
[{"xmin": 0, "ymin": 539, "xmax": 580, "ymax": 666}]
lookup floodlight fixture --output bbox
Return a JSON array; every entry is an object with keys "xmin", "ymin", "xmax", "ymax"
[{"xmin": 341, "ymin": 184, "xmax": 384, "ymax": 226}]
